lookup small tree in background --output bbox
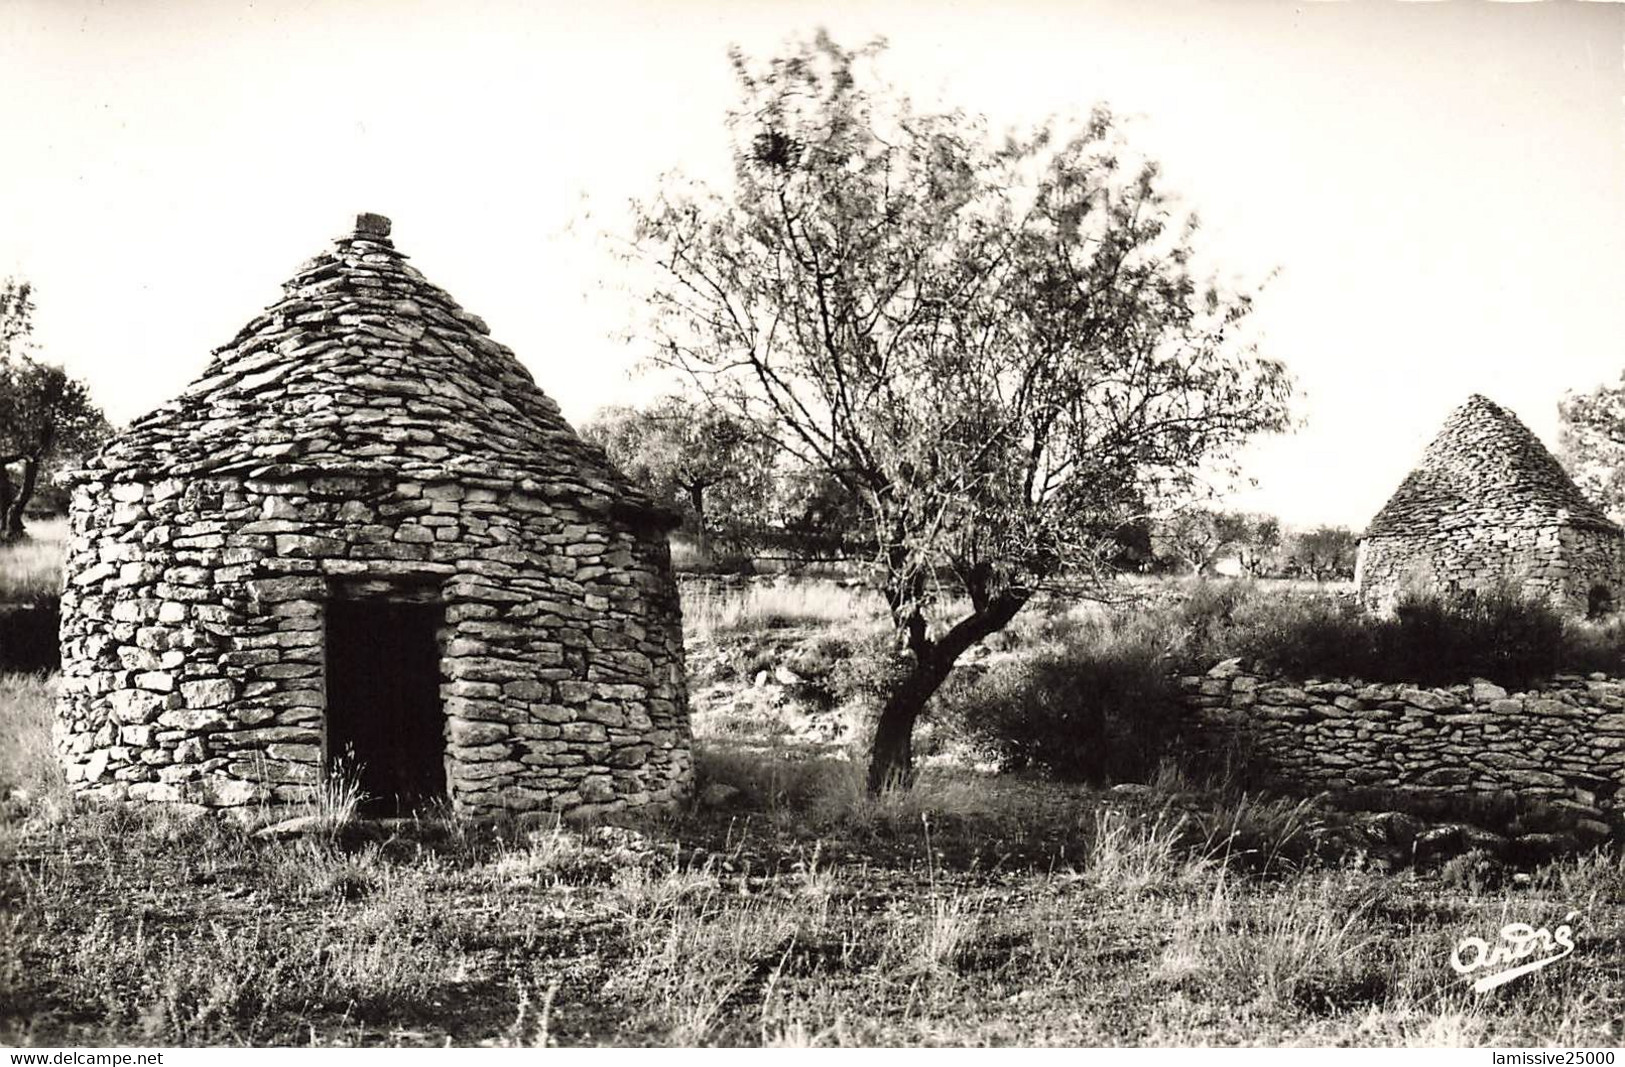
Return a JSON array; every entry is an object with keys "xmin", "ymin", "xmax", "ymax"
[
  {"xmin": 628, "ymin": 33, "xmax": 1293, "ymax": 790},
  {"xmin": 1287, "ymin": 525, "xmax": 1359, "ymax": 581},
  {"xmin": 1226, "ymin": 512, "xmax": 1282, "ymax": 577},
  {"xmin": 1558, "ymin": 380, "xmax": 1625, "ymax": 523},
  {"xmin": 1152, "ymin": 508, "xmax": 1234, "ymax": 576},
  {"xmin": 766, "ymin": 463, "xmax": 874, "ymax": 562},
  {"xmin": 582, "ymin": 395, "xmax": 776, "ymax": 557},
  {"xmin": 0, "ymin": 279, "xmax": 111, "ymax": 541},
  {"xmin": 1152, "ymin": 509, "xmax": 1281, "ymax": 576},
  {"xmin": 1106, "ymin": 513, "xmax": 1156, "ymax": 573}
]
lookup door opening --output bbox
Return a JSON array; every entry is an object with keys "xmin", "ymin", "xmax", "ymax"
[{"xmin": 325, "ymin": 599, "xmax": 446, "ymax": 814}]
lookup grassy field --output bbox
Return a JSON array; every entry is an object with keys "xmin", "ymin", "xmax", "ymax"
[
  {"xmin": 0, "ymin": 518, "xmax": 66, "ymax": 603},
  {"xmin": 680, "ymin": 579, "xmax": 887, "ymax": 637}
]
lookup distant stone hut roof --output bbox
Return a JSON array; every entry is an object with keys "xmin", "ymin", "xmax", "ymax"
[
  {"xmin": 1364, "ymin": 394, "xmax": 1619, "ymax": 539},
  {"xmin": 76, "ymin": 212, "xmax": 669, "ymax": 525}
]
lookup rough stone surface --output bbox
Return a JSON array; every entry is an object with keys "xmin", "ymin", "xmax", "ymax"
[
  {"xmin": 1180, "ymin": 666, "xmax": 1625, "ymax": 839},
  {"xmin": 1355, "ymin": 395, "xmax": 1625, "ymax": 615},
  {"xmin": 55, "ymin": 214, "xmax": 692, "ymax": 818}
]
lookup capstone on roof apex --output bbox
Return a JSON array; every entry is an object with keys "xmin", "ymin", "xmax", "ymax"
[{"xmin": 353, "ymin": 212, "xmax": 392, "ymax": 238}]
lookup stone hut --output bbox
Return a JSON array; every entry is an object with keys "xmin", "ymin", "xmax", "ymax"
[
  {"xmin": 55, "ymin": 213, "xmax": 691, "ymax": 818},
  {"xmin": 1356, "ymin": 393, "xmax": 1625, "ymax": 615}
]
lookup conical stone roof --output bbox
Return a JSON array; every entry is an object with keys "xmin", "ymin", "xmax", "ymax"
[
  {"xmin": 1364, "ymin": 394, "xmax": 1618, "ymax": 538},
  {"xmin": 78, "ymin": 213, "xmax": 667, "ymax": 523}
]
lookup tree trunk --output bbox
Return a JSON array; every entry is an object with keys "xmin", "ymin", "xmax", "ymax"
[
  {"xmin": 688, "ymin": 483, "xmax": 709, "ymax": 561},
  {"xmin": 864, "ymin": 589, "xmax": 1032, "ymax": 794},
  {"xmin": 0, "ymin": 468, "xmax": 13, "ymax": 542},
  {"xmin": 3, "ymin": 457, "xmax": 37, "ymax": 541},
  {"xmin": 865, "ymin": 653, "xmax": 951, "ymax": 792},
  {"xmin": 867, "ymin": 697, "xmax": 916, "ymax": 793}
]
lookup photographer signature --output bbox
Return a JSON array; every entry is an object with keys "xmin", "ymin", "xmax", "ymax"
[{"xmin": 1450, "ymin": 913, "xmax": 1578, "ymax": 992}]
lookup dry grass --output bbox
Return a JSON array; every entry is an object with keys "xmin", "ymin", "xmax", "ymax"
[
  {"xmin": 0, "ymin": 518, "xmax": 66, "ymax": 602},
  {"xmin": 0, "ymin": 672, "xmax": 61, "ymax": 802},
  {"xmin": 4, "ymin": 722, "xmax": 1624, "ymax": 1045},
  {"xmin": 682, "ymin": 581, "xmax": 886, "ymax": 637}
]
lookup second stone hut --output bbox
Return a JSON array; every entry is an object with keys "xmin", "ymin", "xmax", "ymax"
[
  {"xmin": 1356, "ymin": 393, "xmax": 1625, "ymax": 616},
  {"xmin": 55, "ymin": 213, "xmax": 691, "ymax": 818}
]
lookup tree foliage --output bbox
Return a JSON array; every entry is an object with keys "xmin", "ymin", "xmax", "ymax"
[
  {"xmin": 1558, "ymin": 379, "xmax": 1625, "ymax": 523},
  {"xmin": 628, "ymin": 33, "xmax": 1294, "ymax": 788},
  {"xmin": 0, "ymin": 278, "xmax": 112, "ymax": 540},
  {"xmin": 1154, "ymin": 508, "xmax": 1225, "ymax": 575},
  {"xmin": 0, "ymin": 279, "xmax": 35, "ymax": 360}
]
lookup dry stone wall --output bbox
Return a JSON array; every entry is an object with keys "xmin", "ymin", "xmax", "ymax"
[
  {"xmin": 56, "ymin": 471, "xmax": 689, "ymax": 819},
  {"xmin": 1180, "ymin": 661, "xmax": 1625, "ymax": 845}
]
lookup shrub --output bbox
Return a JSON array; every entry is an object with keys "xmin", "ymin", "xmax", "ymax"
[
  {"xmin": 1167, "ymin": 579, "xmax": 1258, "ymax": 668},
  {"xmin": 679, "ymin": 551, "xmax": 758, "ymax": 577},
  {"xmin": 1570, "ymin": 614, "xmax": 1625, "ymax": 673},
  {"xmin": 1377, "ymin": 583, "xmax": 1572, "ymax": 685},
  {"xmin": 826, "ymin": 628, "xmax": 906, "ymax": 711},
  {"xmin": 1168, "ymin": 579, "xmax": 1616, "ymax": 687},
  {"xmin": 1224, "ymin": 593, "xmax": 1373, "ymax": 679},
  {"xmin": 937, "ymin": 625, "xmax": 1180, "ymax": 783}
]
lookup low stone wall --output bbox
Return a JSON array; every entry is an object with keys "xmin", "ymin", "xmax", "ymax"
[{"xmin": 1179, "ymin": 661, "xmax": 1625, "ymax": 844}]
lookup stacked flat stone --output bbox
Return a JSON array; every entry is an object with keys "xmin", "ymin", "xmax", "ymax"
[
  {"xmin": 1356, "ymin": 394, "xmax": 1625, "ymax": 614},
  {"xmin": 1181, "ymin": 663, "xmax": 1625, "ymax": 844},
  {"xmin": 55, "ymin": 213, "xmax": 691, "ymax": 818}
]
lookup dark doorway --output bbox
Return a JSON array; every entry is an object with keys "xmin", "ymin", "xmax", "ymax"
[{"xmin": 326, "ymin": 599, "xmax": 446, "ymax": 815}]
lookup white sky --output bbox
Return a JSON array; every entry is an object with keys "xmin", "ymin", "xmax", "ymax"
[{"xmin": 2, "ymin": 0, "xmax": 1622, "ymax": 529}]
